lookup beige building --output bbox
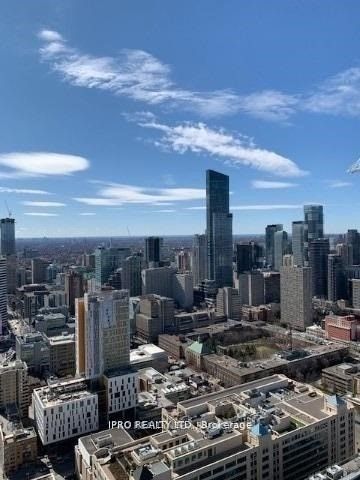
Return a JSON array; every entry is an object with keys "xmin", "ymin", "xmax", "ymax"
[
  {"xmin": 48, "ymin": 332, "xmax": 75, "ymax": 377},
  {"xmin": 280, "ymin": 266, "xmax": 312, "ymax": 330},
  {"xmin": 0, "ymin": 360, "xmax": 29, "ymax": 418},
  {"xmin": 75, "ymin": 374, "xmax": 354, "ymax": 480},
  {"xmin": 0, "ymin": 424, "xmax": 37, "ymax": 477}
]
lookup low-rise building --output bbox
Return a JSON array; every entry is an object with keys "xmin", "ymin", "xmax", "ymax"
[
  {"xmin": 325, "ymin": 314, "xmax": 359, "ymax": 342},
  {"xmin": 0, "ymin": 423, "xmax": 37, "ymax": 477},
  {"xmin": 48, "ymin": 332, "xmax": 76, "ymax": 377},
  {"xmin": 32, "ymin": 377, "xmax": 98, "ymax": 445},
  {"xmin": 322, "ymin": 363, "xmax": 360, "ymax": 395},
  {"xmin": 75, "ymin": 374, "xmax": 355, "ymax": 480},
  {"xmin": 130, "ymin": 344, "xmax": 168, "ymax": 373}
]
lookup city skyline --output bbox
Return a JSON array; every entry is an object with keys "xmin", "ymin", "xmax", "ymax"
[{"xmin": 1, "ymin": 1, "xmax": 360, "ymax": 237}]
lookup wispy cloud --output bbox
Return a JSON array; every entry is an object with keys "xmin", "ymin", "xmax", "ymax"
[
  {"xmin": 304, "ymin": 68, "xmax": 360, "ymax": 117},
  {"xmin": 0, "ymin": 152, "xmax": 89, "ymax": 178},
  {"xmin": 38, "ymin": 29, "xmax": 360, "ymax": 121},
  {"xmin": 327, "ymin": 180, "xmax": 352, "ymax": 188},
  {"xmin": 0, "ymin": 187, "xmax": 51, "ymax": 195},
  {"xmin": 153, "ymin": 209, "xmax": 176, "ymax": 213},
  {"xmin": 22, "ymin": 201, "xmax": 66, "ymax": 207},
  {"xmin": 231, "ymin": 204, "xmax": 303, "ymax": 210},
  {"xmin": 187, "ymin": 204, "xmax": 303, "ymax": 211},
  {"xmin": 79, "ymin": 212, "xmax": 96, "ymax": 216},
  {"xmin": 252, "ymin": 180, "xmax": 298, "ymax": 189},
  {"xmin": 74, "ymin": 183, "xmax": 205, "ymax": 206},
  {"xmin": 24, "ymin": 212, "xmax": 59, "ymax": 216},
  {"xmin": 137, "ymin": 119, "xmax": 306, "ymax": 177}
]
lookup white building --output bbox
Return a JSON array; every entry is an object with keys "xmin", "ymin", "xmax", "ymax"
[
  {"xmin": 173, "ymin": 273, "xmax": 193, "ymax": 309},
  {"xmin": 32, "ymin": 378, "xmax": 98, "ymax": 445},
  {"xmin": 103, "ymin": 369, "xmax": 138, "ymax": 416}
]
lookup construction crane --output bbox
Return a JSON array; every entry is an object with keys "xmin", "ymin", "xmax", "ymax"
[
  {"xmin": 347, "ymin": 158, "xmax": 360, "ymax": 174},
  {"xmin": 4, "ymin": 200, "xmax": 12, "ymax": 218}
]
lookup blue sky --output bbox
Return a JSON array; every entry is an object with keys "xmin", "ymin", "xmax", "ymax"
[{"xmin": 0, "ymin": 1, "xmax": 359, "ymax": 237}]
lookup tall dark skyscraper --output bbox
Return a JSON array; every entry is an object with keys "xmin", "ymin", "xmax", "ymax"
[
  {"xmin": 145, "ymin": 236, "xmax": 162, "ymax": 266},
  {"xmin": 309, "ymin": 238, "xmax": 329, "ymax": 298},
  {"xmin": 347, "ymin": 229, "xmax": 360, "ymax": 265},
  {"xmin": 304, "ymin": 204, "xmax": 324, "ymax": 262},
  {"xmin": 192, "ymin": 234, "xmax": 207, "ymax": 286},
  {"xmin": 265, "ymin": 224, "xmax": 283, "ymax": 267},
  {"xmin": 206, "ymin": 170, "xmax": 233, "ymax": 287},
  {"xmin": 0, "ymin": 217, "xmax": 15, "ymax": 255}
]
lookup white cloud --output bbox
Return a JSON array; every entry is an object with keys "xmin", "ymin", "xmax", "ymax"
[
  {"xmin": 0, "ymin": 152, "xmax": 89, "ymax": 177},
  {"xmin": 0, "ymin": 187, "xmax": 51, "ymax": 195},
  {"xmin": 138, "ymin": 120, "xmax": 306, "ymax": 177},
  {"xmin": 328, "ymin": 180, "xmax": 352, "ymax": 188},
  {"xmin": 187, "ymin": 204, "xmax": 303, "ymax": 211},
  {"xmin": 79, "ymin": 212, "xmax": 96, "ymax": 216},
  {"xmin": 24, "ymin": 212, "xmax": 59, "ymax": 216},
  {"xmin": 252, "ymin": 180, "xmax": 298, "ymax": 189},
  {"xmin": 304, "ymin": 68, "xmax": 360, "ymax": 117},
  {"xmin": 74, "ymin": 183, "xmax": 205, "ymax": 206},
  {"xmin": 230, "ymin": 204, "xmax": 303, "ymax": 210},
  {"xmin": 22, "ymin": 201, "xmax": 66, "ymax": 207},
  {"xmin": 153, "ymin": 209, "xmax": 176, "ymax": 213},
  {"xmin": 38, "ymin": 30, "xmax": 360, "ymax": 121}
]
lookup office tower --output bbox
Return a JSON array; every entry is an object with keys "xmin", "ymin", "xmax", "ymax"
[
  {"xmin": 176, "ymin": 249, "xmax": 191, "ymax": 272},
  {"xmin": 192, "ymin": 234, "xmax": 207, "ymax": 286},
  {"xmin": 65, "ymin": 269, "xmax": 84, "ymax": 315},
  {"xmin": 274, "ymin": 230, "xmax": 289, "ymax": 271},
  {"xmin": 0, "ymin": 258, "xmax": 7, "ymax": 332},
  {"xmin": 216, "ymin": 287, "xmax": 240, "ymax": 320},
  {"xmin": 121, "ymin": 255, "xmax": 142, "ymax": 296},
  {"xmin": 263, "ymin": 271, "xmax": 281, "ymax": 303},
  {"xmin": 0, "ymin": 218, "xmax": 15, "ymax": 255},
  {"xmin": 336, "ymin": 243, "xmax": 353, "ymax": 267},
  {"xmin": 94, "ymin": 246, "xmax": 131, "ymax": 287},
  {"xmin": 304, "ymin": 204, "xmax": 324, "ymax": 241},
  {"xmin": 309, "ymin": 238, "xmax": 330, "ymax": 298},
  {"xmin": 265, "ymin": 224, "xmax": 283, "ymax": 267},
  {"xmin": 206, "ymin": 170, "xmax": 233, "ymax": 287},
  {"xmin": 304, "ymin": 204, "xmax": 324, "ymax": 262},
  {"xmin": 347, "ymin": 229, "xmax": 360, "ymax": 265},
  {"xmin": 31, "ymin": 258, "xmax": 49, "ymax": 284},
  {"xmin": 236, "ymin": 241, "xmax": 263, "ymax": 274},
  {"xmin": 352, "ymin": 279, "xmax": 360, "ymax": 309},
  {"xmin": 238, "ymin": 271, "xmax": 264, "ymax": 306},
  {"xmin": 145, "ymin": 236, "xmax": 162, "ymax": 266},
  {"xmin": 108, "ymin": 268, "xmax": 122, "ymax": 290},
  {"xmin": 280, "ymin": 266, "xmax": 312, "ymax": 330},
  {"xmin": 135, "ymin": 295, "xmax": 175, "ymax": 342},
  {"xmin": 292, "ymin": 220, "xmax": 306, "ymax": 266},
  {"xmin": 75, "ymin": 289, "xmax": 130, "ymax": 379},
  {"xmin": 172, "ymin": 273, "xmax": 193, "ymax": 309},
  {"xmin": 141, "ymin": 266, "xmax": 177, "ymax": 298},
  {"xmin": 328, "ymin": 254, "xmax": 347, "ymax": 302}
]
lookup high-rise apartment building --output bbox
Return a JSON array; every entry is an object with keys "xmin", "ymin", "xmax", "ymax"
[
  {"xmin": 351, "ymin": 279, "xmax": 360, "ymax": 309},
  {"xmin": 280, "ymin": 266, "xmax": 312, "ymax": 330},
  {"xmin": 206, "ymin": 170, "xmax": 233, "ymax": 287},
  {"xmin": 65, "ymin": 269, "xmax": 84, "ymax": 315},
  {"xmin": 216, "ymin": 287, "xmax": 240, "ymax": 320},
  {"xmin": 145, "ymin": 236, "xmax": 162, "ymax": 266},
  {"xmin": 0, "ymin": 257, "xmax": 7, "ymax": 332},
  {"xmin": 309, "ymin": 238, "xmax": 330, "ymax": 298},
  {"xmin": 235, "ymin": 242, "xmax": 261, "ymax": 274},
  {"xmin": 95, "ymin": 246, "xmax": 131, "ymax": 287},
  {"xmin": 0, "ymin": 359, "xmax": 29, "ymax": 418},
  {"xmin": 292, "ymin": 220, "xmax": 306, "ymax": 266},
  {"xmin": 274, "ymin": 230, "xmax": 289, "ymax": 271},
  {"xmin": 265, "ymin": 224, "xmax": 283, "ymax": 268},
  {"xmin": 347, "ymin": 229, "xmax": 360, "ymax": 265},
  {"xmin": 192, "ymin": 234, "xmax": 207, "ymax": 286},
  {"xmin": 238, "ymin": 271, "xmax": 265, "ymax": 306},
  {"xmin": 304, "ymin": 204, "xmax": 324, "ymax": 262},
  {"xmin": 0, "ymin": 218, "xmax": 15, "ymax": 256},
  {"xmin": 75, "ymin": 289, "xmax": 130, "ymax": 379}
]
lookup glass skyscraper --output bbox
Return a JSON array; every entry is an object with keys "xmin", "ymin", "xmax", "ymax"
[
  {"xmin": 0, "ymin": 217, "xmax": 15, "ymax": 256},
  {"xmin": 206, "ymin": 170, "xmax": 233, "ymax": 287},
  {"xmin": 265, "ymin": 224, "xmax": 283, "ymax": 268},
  {"xmin": 292, "ymin": 221, "xmax": 306, "ymax": 266}
]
